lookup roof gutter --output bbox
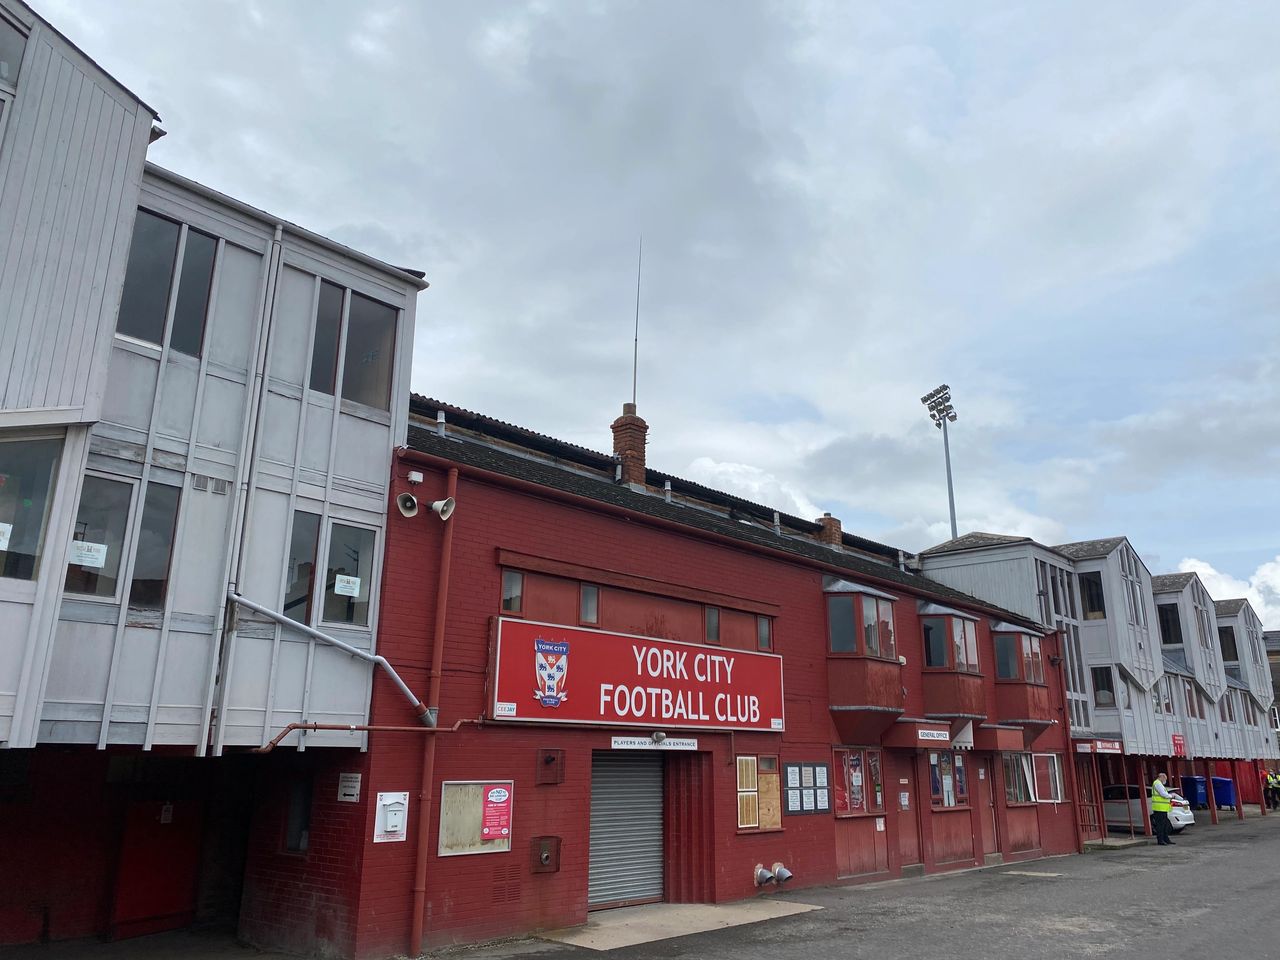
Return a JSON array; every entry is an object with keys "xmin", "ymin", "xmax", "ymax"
[
  {"xmin": 393, "ymin": 446, "xmax": 1043, "ymax": 632},
  {"xmin": 144, "ymin": 164, "xmax": 430, "ymax": 291}
]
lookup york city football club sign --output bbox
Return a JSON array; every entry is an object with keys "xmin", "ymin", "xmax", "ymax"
[{"xmin": 491, "ymin": 618, "xmax": 785, "ymax": 732}]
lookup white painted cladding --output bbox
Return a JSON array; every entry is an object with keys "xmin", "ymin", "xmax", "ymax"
[
  {"xmin": 2, "ymin": 165, "xmax": 423, "ymax": 751},
  {"xmin": 0, "ymin": 2, "xmax": 153, "ymax": 426}
]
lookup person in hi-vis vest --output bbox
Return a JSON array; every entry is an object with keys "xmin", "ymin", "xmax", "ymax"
[{"xmin": 1151, "ymin": 773, "xmax": 1175, "ymax": 846}]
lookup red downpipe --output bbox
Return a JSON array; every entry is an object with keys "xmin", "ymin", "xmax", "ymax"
[{"xmin": 411, "ymin": 467, "xmax": 458, "ymax": 957}]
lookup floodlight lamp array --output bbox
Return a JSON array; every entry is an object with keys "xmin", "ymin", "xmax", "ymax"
[{"xmin": 920, "ymin": 384, "xmax": 957, "ymax": 429}]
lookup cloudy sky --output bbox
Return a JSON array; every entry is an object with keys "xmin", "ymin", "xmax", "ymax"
[{"xmin": 47, "ymin": 1, "xmax": 1280, "ymax": 624}]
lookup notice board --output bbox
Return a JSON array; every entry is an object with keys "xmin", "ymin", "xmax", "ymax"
[
  {"xmin": 783, "ymin": 762, "xmax": 831, "ymax": 815},
  {"xmin": 438, "ymin": 781, "xmax": 514, "ymax": 856}
]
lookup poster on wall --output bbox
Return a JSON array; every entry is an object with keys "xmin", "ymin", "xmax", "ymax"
[
  {"xmin": 481, "ymin": 784, "xmax": 513, "ymax": 839},
  {"xmin": 490, "ymin": 617, "xmax": 785, "ymax": 732},
  {"xmin": 783, "ymin": 762, "xmax": 832, "ymax": 815}
]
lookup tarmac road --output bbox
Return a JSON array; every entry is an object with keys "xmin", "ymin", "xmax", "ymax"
[
  {"xmin": 6, "ymin": 813, "xmax": 1271, "ymax": 960},
  {"xmin": 441, "ymin": 812, "xmax": 1276, "ymax": 960}
]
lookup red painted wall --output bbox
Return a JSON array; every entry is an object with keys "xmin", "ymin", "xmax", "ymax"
[
  {"xmin": 331, "ymin": 456, "xmax": 1083, "ymax": 954},
  {"xmin": 0, "ymin": 750, "xmax": 117, "ymax": 944},
  {"xmin": 239, "ymin": 753, "xmax": 369, "ymax": 958}
]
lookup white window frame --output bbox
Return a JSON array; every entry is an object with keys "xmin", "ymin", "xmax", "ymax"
[
  {"xmin": 302, "ymin": 270, "xmax": 403, "ymax": 421},
  {"xmin": 62, "ymin": 471, "xmax": 139, "ymax": 605},
  {"xmin": 0, "ymin": 430, "xmax": 66, "ymax": 591},
  {"xmin": 114, "ymin": 208, "xmax": 220, "ymax": 358},
  {"xmin": 279, "ymin": 507, "xmax": 323, "ymax": 628},
  {"xmin": 736, "ymin": 755, "xmax": 759, "ymax": 829},
  {"xmin": 1032, "ymin": 753, "xmax": 1065, "ymax": 803},
  {"xmin": 317, "ymin": 517, "xmax": 381, "ymax": 630},
  {"xmin": 0, "ymin": 9, "xmax": 26, "ymax": 100},
  {"xmin": 0, "ymin": 89, "xmax": 13, "ymax": 152},
  {"xmin": 1003, "ymin": 752, "xmax": 1034, "ymax": 804}
]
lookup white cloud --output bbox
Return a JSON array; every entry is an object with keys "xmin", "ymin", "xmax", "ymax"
[
  {"xmin": 52, "ymin": 0, "xmax": 1280, "ymax": 602},
  {"xmin": 1177, "ymin": 556, "xmax": 1280, "ymax": 630},
  {"xmin": 685, "ymin": 458, "xmax": 822, "ymax": 522}
]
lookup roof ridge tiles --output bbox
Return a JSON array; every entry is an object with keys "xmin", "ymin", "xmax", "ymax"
[{"xmin": 404, "ymin": 424, "xmax": 1040, "ymax": 630}]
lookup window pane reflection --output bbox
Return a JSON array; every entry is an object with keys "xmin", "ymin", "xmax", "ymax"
[
  {"xmin": 65, "ymin": 476, "xmax": 132, "ymax": 597},
  {"xmin": 324, "ymin": 523, "xmax": 375, "ymax": 625}
]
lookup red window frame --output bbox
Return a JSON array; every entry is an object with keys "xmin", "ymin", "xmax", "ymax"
[
  {"xmin": 833, "ymin": 747, "xmax": 885, "ymax": 816},
  {"xmin": 922, "ymin": 615, "xmax": 980, "ymax": 673},
  {"xmin": 995, "ymin": 633, "xmax": 1045, "ymax": 684},
  {"xmin": 826, "ymin": 594, "xmax": 897, "ymax": 661},
  {"xmin": 928, "ymin": 749, "xmax": 970, "ymax": 808}
]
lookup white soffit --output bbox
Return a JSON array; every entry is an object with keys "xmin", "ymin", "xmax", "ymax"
[
  {"xmin": 823, "ymin": 578, "xmax": 898, "ymax": 601},
  {"xmin": 917, "ymin": 601, "xmax": 979, "ymax": 622}
]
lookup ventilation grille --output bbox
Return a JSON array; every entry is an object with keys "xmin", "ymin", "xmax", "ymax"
[
  {"xmin": 191, "ymin": 475, "xmax": 209, "ymax": 492},
  {"xmin": 211, "ymin": 478, "xmax": 230, "ymax": 495},
  {"xmin": 491, "ymin": 862, "xmax": 522, "ymax": 904}
]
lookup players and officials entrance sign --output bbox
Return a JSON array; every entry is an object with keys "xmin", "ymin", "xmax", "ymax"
[{"xmin": 491, "ymin": 618, "xmax": 785, "ymax": 732}]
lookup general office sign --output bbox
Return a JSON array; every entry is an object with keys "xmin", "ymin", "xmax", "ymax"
[{"xmin": 491, "ymin": 618, "xmax": 785, "ymax": 732}]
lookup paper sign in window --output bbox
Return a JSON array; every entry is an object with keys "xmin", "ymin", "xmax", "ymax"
[
  {"xmin": 334, "ymin": 574, "xmax": 361, "ymax": 597},
  {"xmin": 69, "ymin": 540, "xmax": 108, "ymax": 568},
  {"xmin": 0, "ymin": 521, "xmax": 10, "ymax": 551}
]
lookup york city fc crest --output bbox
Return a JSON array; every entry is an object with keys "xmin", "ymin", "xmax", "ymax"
[{"xmin": 534, "ymin": 638, "xmax": 570, "ymax": 707}]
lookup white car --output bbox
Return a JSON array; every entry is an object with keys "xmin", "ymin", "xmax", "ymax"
[{"xmin": 1102, "ymin": 783, "xmax": 1195, "ymax": 833}]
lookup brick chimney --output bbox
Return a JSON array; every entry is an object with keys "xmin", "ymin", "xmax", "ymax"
[
  {"xmin": 817, "ymin": 512, "xmax": 843, "ymax": 547},
  {"xmin": 611, "ymin": 402, "xmax": 649, "ymax": 486}
]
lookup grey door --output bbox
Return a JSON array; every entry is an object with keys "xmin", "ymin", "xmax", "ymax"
[{"xmin": 588, "ymin": 751, "xmax": 664, "ymax": 907}]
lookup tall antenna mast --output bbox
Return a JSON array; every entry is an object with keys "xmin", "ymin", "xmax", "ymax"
[{"xmin": 631, "ymin": 237, "xmax": 642, "ymax": 406}]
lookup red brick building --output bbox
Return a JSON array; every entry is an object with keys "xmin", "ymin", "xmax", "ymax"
[{"xmin": 234, "ymin": 397, "xmax": 1083, "ymax": 957}]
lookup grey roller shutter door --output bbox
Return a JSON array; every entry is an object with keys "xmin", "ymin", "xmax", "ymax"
[{"xmin": 588, "ymin": 752, "xmax": 664, "ymax": 907}]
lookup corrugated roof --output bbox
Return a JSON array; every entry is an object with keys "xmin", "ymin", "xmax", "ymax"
[
  {"xmin": 1151, "ymin": 573, "xmax": 1197, "ymax": 593},
  {"xmin": 1225, "ymin": 675, "xmax": 1250, "ymax": 691},
  {"xmin": 410, "ymin": 396, "xmax": 903, "ymax": 561},
  {"xmin": 404, "ymin": 424, "xmax": 1041, "ymax": 630},
  {"xmin": 1214, "ymin": 598, "xmax": 1248, "ymax": 617},
  {"xmin": 1162, "ymin": 655, "xmax": 1193, "ymax": 678},
  {"xmin": 1264, "ymin": 630, "xmax": 1280, "ymax": 652},
  {"xmin": 1052, "ymin": 536, "xmax": 1126, "ymax": 560}
]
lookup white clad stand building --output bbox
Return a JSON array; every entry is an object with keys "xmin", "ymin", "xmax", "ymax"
[
  {"xmin": 921, "ymin": 532, "xmax": 1278, "ymax": 839},
  {"xmin": 0, "ymin": 2, "xmax": 429, "ymax": 945}
]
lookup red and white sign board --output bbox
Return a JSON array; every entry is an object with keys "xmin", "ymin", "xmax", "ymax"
[
  {"xmin": 491, "ymin": 618, "xmax": 785, "ymax": 732},
  {"xmin": 1095, "ymin": 739, "xmax": 1123, "ymax": 754},
  {"xmin": 480, "ymin": 784, "xmax": 513, "ymax": 839},
  {"xmin": 1172, "ymin": 733, "xmax": 1187, "ymax": 757}
]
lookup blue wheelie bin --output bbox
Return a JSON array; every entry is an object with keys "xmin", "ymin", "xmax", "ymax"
[
  {"xmin": 1212, "ymin": 776, "xmax": 1235, "ymax": 809},
  {"xmin": 1180, "ymin": 775, "xmax": 1208, "ymax": 809}
]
